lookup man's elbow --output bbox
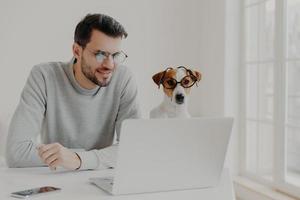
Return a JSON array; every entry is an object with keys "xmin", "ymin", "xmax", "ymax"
[
  {"xmin": 5, "ymin": 146, "xmax": 21, "ymax": 168},
  {"xmin": 5, "ymin": 143, "xmax": 31, "ymax": 168},
  {"xmin": 5, "ymin": 154, "xmax": 18, "ymax": 168}
]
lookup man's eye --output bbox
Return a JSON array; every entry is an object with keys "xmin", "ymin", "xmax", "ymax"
[
  {"xmin": 96, "ymin": 52, "xmax": 105, "ymax": 56},
  {"xmin": 95, "ymin": 53, "xmax": 105, "ymax": 61},
  {"xmin": 112, "ymin": 52, "xmax": 120, "ymax": 57}
]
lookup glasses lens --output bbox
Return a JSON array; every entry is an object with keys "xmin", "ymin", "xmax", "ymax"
[
  {"xmin": 163, "ymin": 78, "xmax": 177, "ymax": 89},
  {"xmin": 113, "ymin": 51, "xmax": 127, "ymax": 64},
  {"xmin": 181, "ymin": 76, "xmax": 195, "ymax": 88},
  {"xmin": 95, "ymin": 53, "xmax": 106, "ymax": 63}
]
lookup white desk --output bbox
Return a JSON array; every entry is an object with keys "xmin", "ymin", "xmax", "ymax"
[{"xmin": 0, "ymin": 162, "xmax": 235, "ymax": 199}]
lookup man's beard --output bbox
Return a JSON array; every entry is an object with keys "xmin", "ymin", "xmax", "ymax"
[{"xmin": 81, "ymin": 57, "xmax": 112, "ymax": 87}]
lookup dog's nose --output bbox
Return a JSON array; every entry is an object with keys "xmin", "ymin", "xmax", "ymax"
[{"xmin": 175, "ymin": 93, "xmax": 185, "ymax": 104}]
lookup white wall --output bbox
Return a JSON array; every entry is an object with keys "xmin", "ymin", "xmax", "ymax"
[{"xmin": 0, "ymin": 0, "xmax": 240, "ymax": 174}]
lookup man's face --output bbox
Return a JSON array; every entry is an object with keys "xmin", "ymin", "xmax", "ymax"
[{"xmin": 77, "ymin": 30, "xmax": 122, "ymax": 87}]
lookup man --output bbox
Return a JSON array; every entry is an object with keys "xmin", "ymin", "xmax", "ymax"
[{"xmin": 5, "ymin": 13, "xmax": 141, "ymax": 170}]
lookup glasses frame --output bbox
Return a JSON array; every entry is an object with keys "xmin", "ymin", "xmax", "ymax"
[
  {"xmin": 162, "ymin": 76, "xmax": 197, "ymax": 89},
  {"xmin": 85, "ymin": 48, "xmax": 128, "ymax": 65},
  {"xmin": 159, "ymin": 66, "xmax": 198, "ymax": 89}
]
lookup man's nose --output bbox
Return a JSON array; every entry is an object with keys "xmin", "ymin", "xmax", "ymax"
[{"xmin": 101, "ymin": 55, "xmax": 114, "ymax": 69}]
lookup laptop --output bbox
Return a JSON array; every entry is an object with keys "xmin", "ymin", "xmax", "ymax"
[{"xmin": 89, "ymin": 117, "xmax": 233, "ymax": 195}]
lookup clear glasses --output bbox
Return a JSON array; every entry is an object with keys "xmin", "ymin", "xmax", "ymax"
[{"xmin": 87, "ymin": 48, "xmax": 128, "ymax": 65}]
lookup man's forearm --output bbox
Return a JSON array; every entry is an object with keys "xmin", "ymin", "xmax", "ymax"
[
  {"xmin": 74, "ymin": 144, "xmax": 118, "ymax": 170},
  {"xmin": 6, "ymin": 140, "xmax": 46, "ymax": 168}
]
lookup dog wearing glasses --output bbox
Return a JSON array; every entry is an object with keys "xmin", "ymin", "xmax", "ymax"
[{"xmin": 150, "ymin": 66, "xmax": 201, "ymax": 118}]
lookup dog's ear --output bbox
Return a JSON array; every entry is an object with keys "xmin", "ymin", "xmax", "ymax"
[
  {"xmin": 152, "ymin": 71, "xmax": 165, "ymax": 87},
  {"xmin": 192, "ymin": 70, "xmax": 202, "ymax": 82}
]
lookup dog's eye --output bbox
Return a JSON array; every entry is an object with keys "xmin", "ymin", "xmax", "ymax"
[
  {"xmin": 167, "ymin": 79, "xmax": 176, "ymax": 86},
  {"xmin": 183, "ymin": 79, "xmax": 190, "ymax": 85},
  {"xmin": 181, "ymin": 76, "xmax": 195, "ymax": 88},
  {"xmin": 163, "ymin": 79, "xmax": 177, "ymax": 89}
]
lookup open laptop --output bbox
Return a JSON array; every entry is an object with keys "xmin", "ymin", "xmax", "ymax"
[{"xmin": 89, "ymin": 117, "xmax": 233, "ymax": 195}]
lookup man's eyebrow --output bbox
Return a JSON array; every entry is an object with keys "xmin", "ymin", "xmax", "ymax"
[
  {"xmin": 93, "ymin": 49, "xmax": 106, "ymax": 53},
  {"xmin": 94, "ymin": 49, "xmax": 120, "ymax": 54}
]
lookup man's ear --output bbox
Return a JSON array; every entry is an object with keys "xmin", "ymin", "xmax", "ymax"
[
  {"xmin": 72, "ymin": 43, "xmax": 82, "ymax": 61},
  {"xmin": 193, "ymin": 70, "xmax": 202, "ymax": 82},
  {"xmin": 152, "ymin": 71, "xmax": 165, "ymax": 87}
]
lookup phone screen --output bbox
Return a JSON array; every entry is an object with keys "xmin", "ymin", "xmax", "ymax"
[{"xmin": 11, "ymin": 186, "xmax": 61, "ymax": 198}]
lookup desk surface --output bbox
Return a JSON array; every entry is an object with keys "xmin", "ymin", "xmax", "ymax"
[{"xmin": 0, "ymin": 160, "xmax": 235, "ymax": 200}]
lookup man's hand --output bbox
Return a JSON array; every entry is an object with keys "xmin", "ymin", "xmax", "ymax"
[{"xmin": 37, "ymin": 143, "xmax": 81, "ymax": 170}]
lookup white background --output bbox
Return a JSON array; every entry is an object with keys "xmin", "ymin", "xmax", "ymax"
[{"xmin": 0, "ymin": 0, "xmax": 241, "ymax": 175}]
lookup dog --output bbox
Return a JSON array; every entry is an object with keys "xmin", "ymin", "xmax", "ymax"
[{"xmin": 150, "ymin": 66, "xmax": 201, "ymax": 118}]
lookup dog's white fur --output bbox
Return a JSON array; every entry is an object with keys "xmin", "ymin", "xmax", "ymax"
[{"xmin": 150, "ymin": 67, "xmax": 193, "ymax": 118}]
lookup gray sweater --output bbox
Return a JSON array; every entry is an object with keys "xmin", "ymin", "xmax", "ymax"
[{"xmin": 6, "ymin": 59, "xmax": 141, "ymax": 170}]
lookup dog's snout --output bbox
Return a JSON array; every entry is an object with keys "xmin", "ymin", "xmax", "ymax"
[{"xmin": 175, "ymin": 93, "xmax": 185, "ymax": 104}]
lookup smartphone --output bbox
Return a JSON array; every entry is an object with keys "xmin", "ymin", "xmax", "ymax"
[{"xmin": 11, "ymin": 186, "xmax": 61, "ymax": 198}]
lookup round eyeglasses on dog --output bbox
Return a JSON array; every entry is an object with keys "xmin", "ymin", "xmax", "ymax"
[
  {"xmin": 162, "ymin": 76, "xmax": 196, "ymax": 89},
  {"xmin": 160, "ymin": 66, "xmax": 198, "ymax": 89}
]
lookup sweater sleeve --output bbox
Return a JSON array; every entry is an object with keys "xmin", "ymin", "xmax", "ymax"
[
  {"xmin": 75, "ymin": 68, "xmax": 142, "ymax": 170},
  {"xmin": 6, "ymin": 65, "xmax": 47, "ymax": 167}
]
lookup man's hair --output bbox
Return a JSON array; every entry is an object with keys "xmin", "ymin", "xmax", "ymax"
[{"xmin": 74, "ymin": 13, "xmax": 128, "ymax": 48}]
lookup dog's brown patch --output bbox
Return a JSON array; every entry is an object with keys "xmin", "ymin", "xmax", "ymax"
[
  {"xmin": 151, "ymin": 68, "xmax": 177, "ymax": 97},
  {"xmin": 161, "ymin": 69, "xmax": 177, "ymax": 97},
  {"xmin": 152, "ymin": 72, "xmax": 164, "ymax": 86},
  {"xmin": 192, "ymin": 70, "xmax": 202, "ymax": 82}
]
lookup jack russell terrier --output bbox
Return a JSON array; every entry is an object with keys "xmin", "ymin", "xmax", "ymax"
[{"xmin": 150, "ymin": 66, "xmax": 201, "ymax": 118}]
